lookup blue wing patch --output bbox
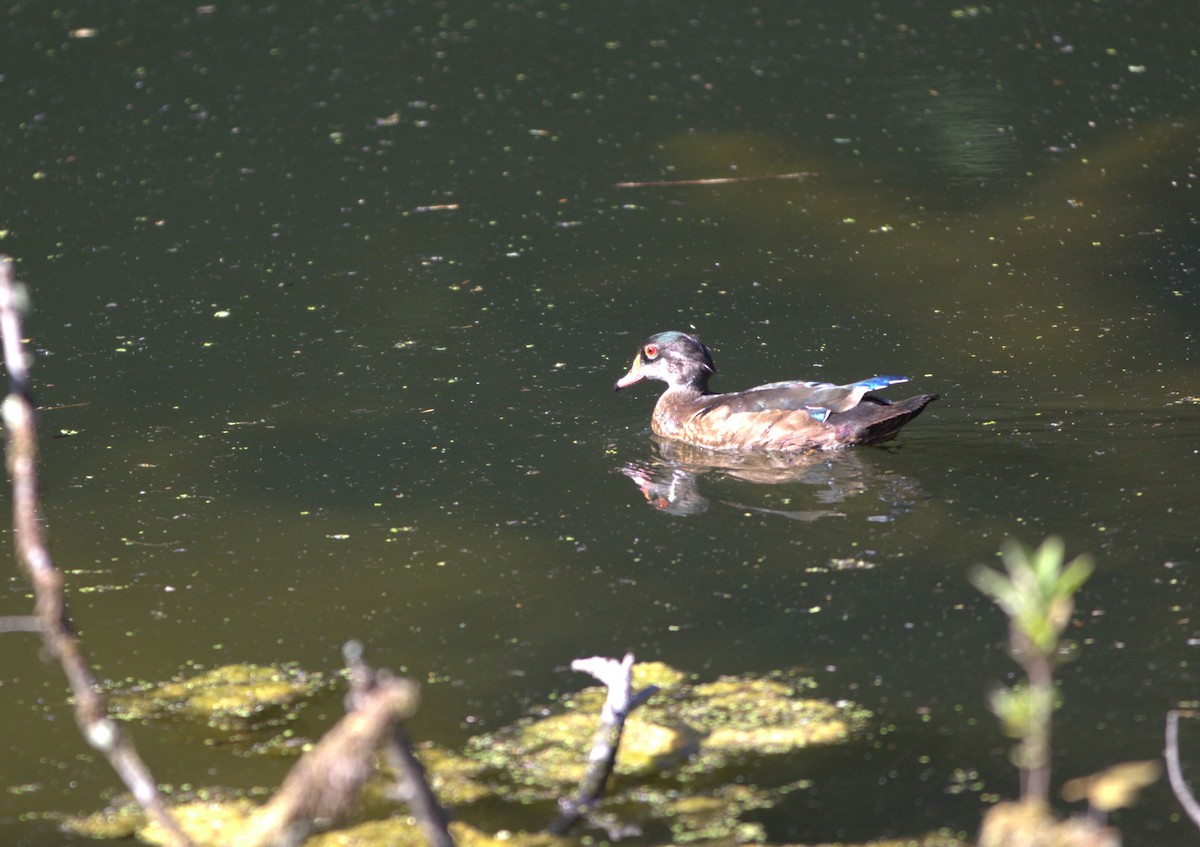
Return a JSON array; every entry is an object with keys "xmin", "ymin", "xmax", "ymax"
[{"xmin": 852, "ymin": 376, "xmax": 910, "ymax": 392}]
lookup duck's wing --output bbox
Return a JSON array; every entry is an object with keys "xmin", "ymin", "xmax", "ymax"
[{"xmin": 699, "ymin": 376, "xmax": 910, "ymax": 423}]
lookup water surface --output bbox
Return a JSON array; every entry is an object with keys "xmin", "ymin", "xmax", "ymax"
[{"xmin": 1, "ymin": 2, "xmax": 1197, "ymax": 844}]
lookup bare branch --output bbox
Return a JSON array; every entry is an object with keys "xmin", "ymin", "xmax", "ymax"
[
  {"xmin": 345, "ymin": 640, "xmax": 455, "ymax": 847},
  {"xmin": 0, "ymin": 615, "xmax": 41, "ymax": 632},
  {"xmin": 0, "ymin": 255, "xmax": 194, "ymax": 847},
  {"xmin": 548, "ymin": 653, "xmax": 659, "ymax": 835},
  {"xmin": 1166, "ymin": 710, "xmax": 1200, "ymax": 829},
  {"xmin": 238, "ymin": 666, "xmax": 421, "ymax": 847}
]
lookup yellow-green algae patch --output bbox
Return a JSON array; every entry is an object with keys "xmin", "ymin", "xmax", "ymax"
[
  {"xmin": 629, "ymin": 660, "xmax": 692, "ymax": 690},
  {"xmin": 65, "ymin": 663, "xmax": 882, "ymax": 847},
  {"xmin": 676, "ymin": 677, "xmax": 867, "ymax": 776},
  {"xmin": 663, "ymin": 782, "xmax": 807, "ymax": 844},
  {"xmin": 68, "ymin": 800, "xmax": 573, "ymax": 847},
  {"xmin": 466, "ymin": 666, "xmax": 867, "ymax": 795},
  {"xmin": 137, "ymin": 797, "xmax": 258, "ymax": 847},
  {"xmin": 360, "ymin": 744, "xmax": 494, "ymax": 811},
  {"xmin": 411, "ymin": 744, "xmax": 494, "ymax": 807},
  {"xmin": 63, "ymin": 792, "xmax": 258, "ymax": 846},
  {"xmin": 307, "ymin": 820, "xmax": 569, "ymax": 847},
  {"xmin": 107, "ymin": 662, "xmax": 330, "ymax": 732},
  {"xmin": 62, "ymin": 800, "xmax": 146, "ymax": 839}
]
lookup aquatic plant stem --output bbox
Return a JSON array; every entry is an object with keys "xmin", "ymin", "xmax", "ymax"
[
  {"xmin": 0, "ymin": 257, "xmax": 195, "ymax": 847},
  {"xmin": 1021, "ymin": 646, "xmax": 1054, "ymax": 804},
  {"xmin": 973, "ymin": 537, "xmax": 1093, "ymax": 808},
  {"xmin": 548, "ymin": 653, "xmax": 659, "ymax": 835}
]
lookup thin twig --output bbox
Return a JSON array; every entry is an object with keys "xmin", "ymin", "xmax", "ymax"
[
  {"xmin": 344, "ymin": 640, "xmax": 455, "ymax": 847},
  {"xmin": 548, "ymin": 653, "xmax": 658, "ymax": 835},
  {"xmin": 1166, "ymin": 710, "xmax": 1200, "ymax": 829},
  {"xmin": 615, "ymin": 171, "xmax": 816, "ymax": 188},
  {"xmin": 37, "ymin": 401, "xmax": 91, "ymax": 412},
  {"xmin": 0, "ymin": 256, "xmax": 194, "ymax": 847},
  {"xmin": 0, "ymin": 615, "xmax": 42, "ymax": 632}
]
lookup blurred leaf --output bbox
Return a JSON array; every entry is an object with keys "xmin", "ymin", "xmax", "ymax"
[
  {"xmin": 1061, "ymin": 760, "xmax": 1161, "ymax": 811},
  {"xmin": 986, "ymin": 685, "xmax": 1031, "ymax": 740},
  {"xmin": 979, "ymin": 537, "xmax": 1094, "ymax": 658}
]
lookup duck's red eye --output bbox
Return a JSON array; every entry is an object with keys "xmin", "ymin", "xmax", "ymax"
[{"xmin": 644, "ymin": 344, "xmax": 659, "ymax": 359}]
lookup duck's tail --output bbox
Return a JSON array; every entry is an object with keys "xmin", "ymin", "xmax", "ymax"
[{"xmin": 831, "ymin": 393, "xmax": 939, "ymax": 445}]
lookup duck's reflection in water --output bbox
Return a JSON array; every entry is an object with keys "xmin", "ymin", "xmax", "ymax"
[{"xmin": 620, "ymin": 437, "xmax": 926, "ymax": 519}]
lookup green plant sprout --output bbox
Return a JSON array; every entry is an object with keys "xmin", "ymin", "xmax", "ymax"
[{"xmin": 971, "ymin": 536, "xmax": 1094, "ymax": 805}]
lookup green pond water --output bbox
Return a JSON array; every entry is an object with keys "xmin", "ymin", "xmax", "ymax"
[{"xmin": 1, "ymin": 1, "xmax": 1198, "ymax": 844}]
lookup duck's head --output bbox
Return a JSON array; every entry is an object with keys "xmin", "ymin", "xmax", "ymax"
[{"xmin": 614, "ymin": 331, "xmax": 715, "ymax": 393}]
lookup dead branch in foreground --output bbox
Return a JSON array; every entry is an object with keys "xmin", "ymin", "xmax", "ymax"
[
  {"xmin": 237, "ymin": 650, "xmax": 426, "ymax": 847},
  {"xmin": 549, "ymin": 653, "xmax": 658, "ymax": 835},
  {"xmin": 0, "ymin": 256, "xmax": 195, "ymax": 847},
  {"xmin": 344, "ymin": 639, "xmax": 455, "ymax": 847},
  {"xmin": 1166, "ymin": 709, "xmax": 1200, "ymax": 829}
]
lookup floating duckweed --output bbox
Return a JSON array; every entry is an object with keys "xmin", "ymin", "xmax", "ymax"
[
  {"xmin": 62, "ymin": 791, "xmax": 259, "ymax": 845},
  {"xmin": 307, "ymin": 820, "xmax": 568, "ymax": 847},
  {"xmin": 304, "ymin": 817, "xmax": 428, "ymax": 847},
  {"xmin": 667, "ymin": 786, "xmax": 773, "ymax": 843},
  {"xmin": 399, "ymin": 745, "xmax": 493, "ymax": 807},
  {"xmin": 137, "ymin": 798, "xmax": 258, "ymax": 847},
  {"xmin": 67, "ymin": 664, "xmax": 896, "ymax": 847},
  {"xmin": 62, "ymin": 801, "xmax": 146, "ymax": 839},
  {"xmin": 681, "ymin": 677, "xmax": 861, "ymax": 760},
  {"xmin": 631, "ymin": 660, "xmax": 691, "ymax": 690},
  {"xmin": 449, "ymin": 821, "xmax": 568, "ymax": 847},
  {"xmin": 464, "ymin": 706, "xmax": 696, "ymax": 795},
  {"xmin": 107, "ymin": 663, "xmax": 329, "ymax": 732},
  {"xmin": 465, "ymin": 663, "xmax": 868, "ymax": 804}
]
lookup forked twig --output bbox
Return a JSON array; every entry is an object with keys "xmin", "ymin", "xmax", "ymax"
[
  {"xmin": 548, "ymin": 653, "xmax": 658, "ymax": 835},
  {"xmin": 0, "ymin": 256, "xmax": 194, "ymax": 847}
]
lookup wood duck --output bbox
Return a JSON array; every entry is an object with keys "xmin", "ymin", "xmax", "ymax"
[{"xmin": 613, "ymin": 331, "xmax": 938, "ymax": 451}]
